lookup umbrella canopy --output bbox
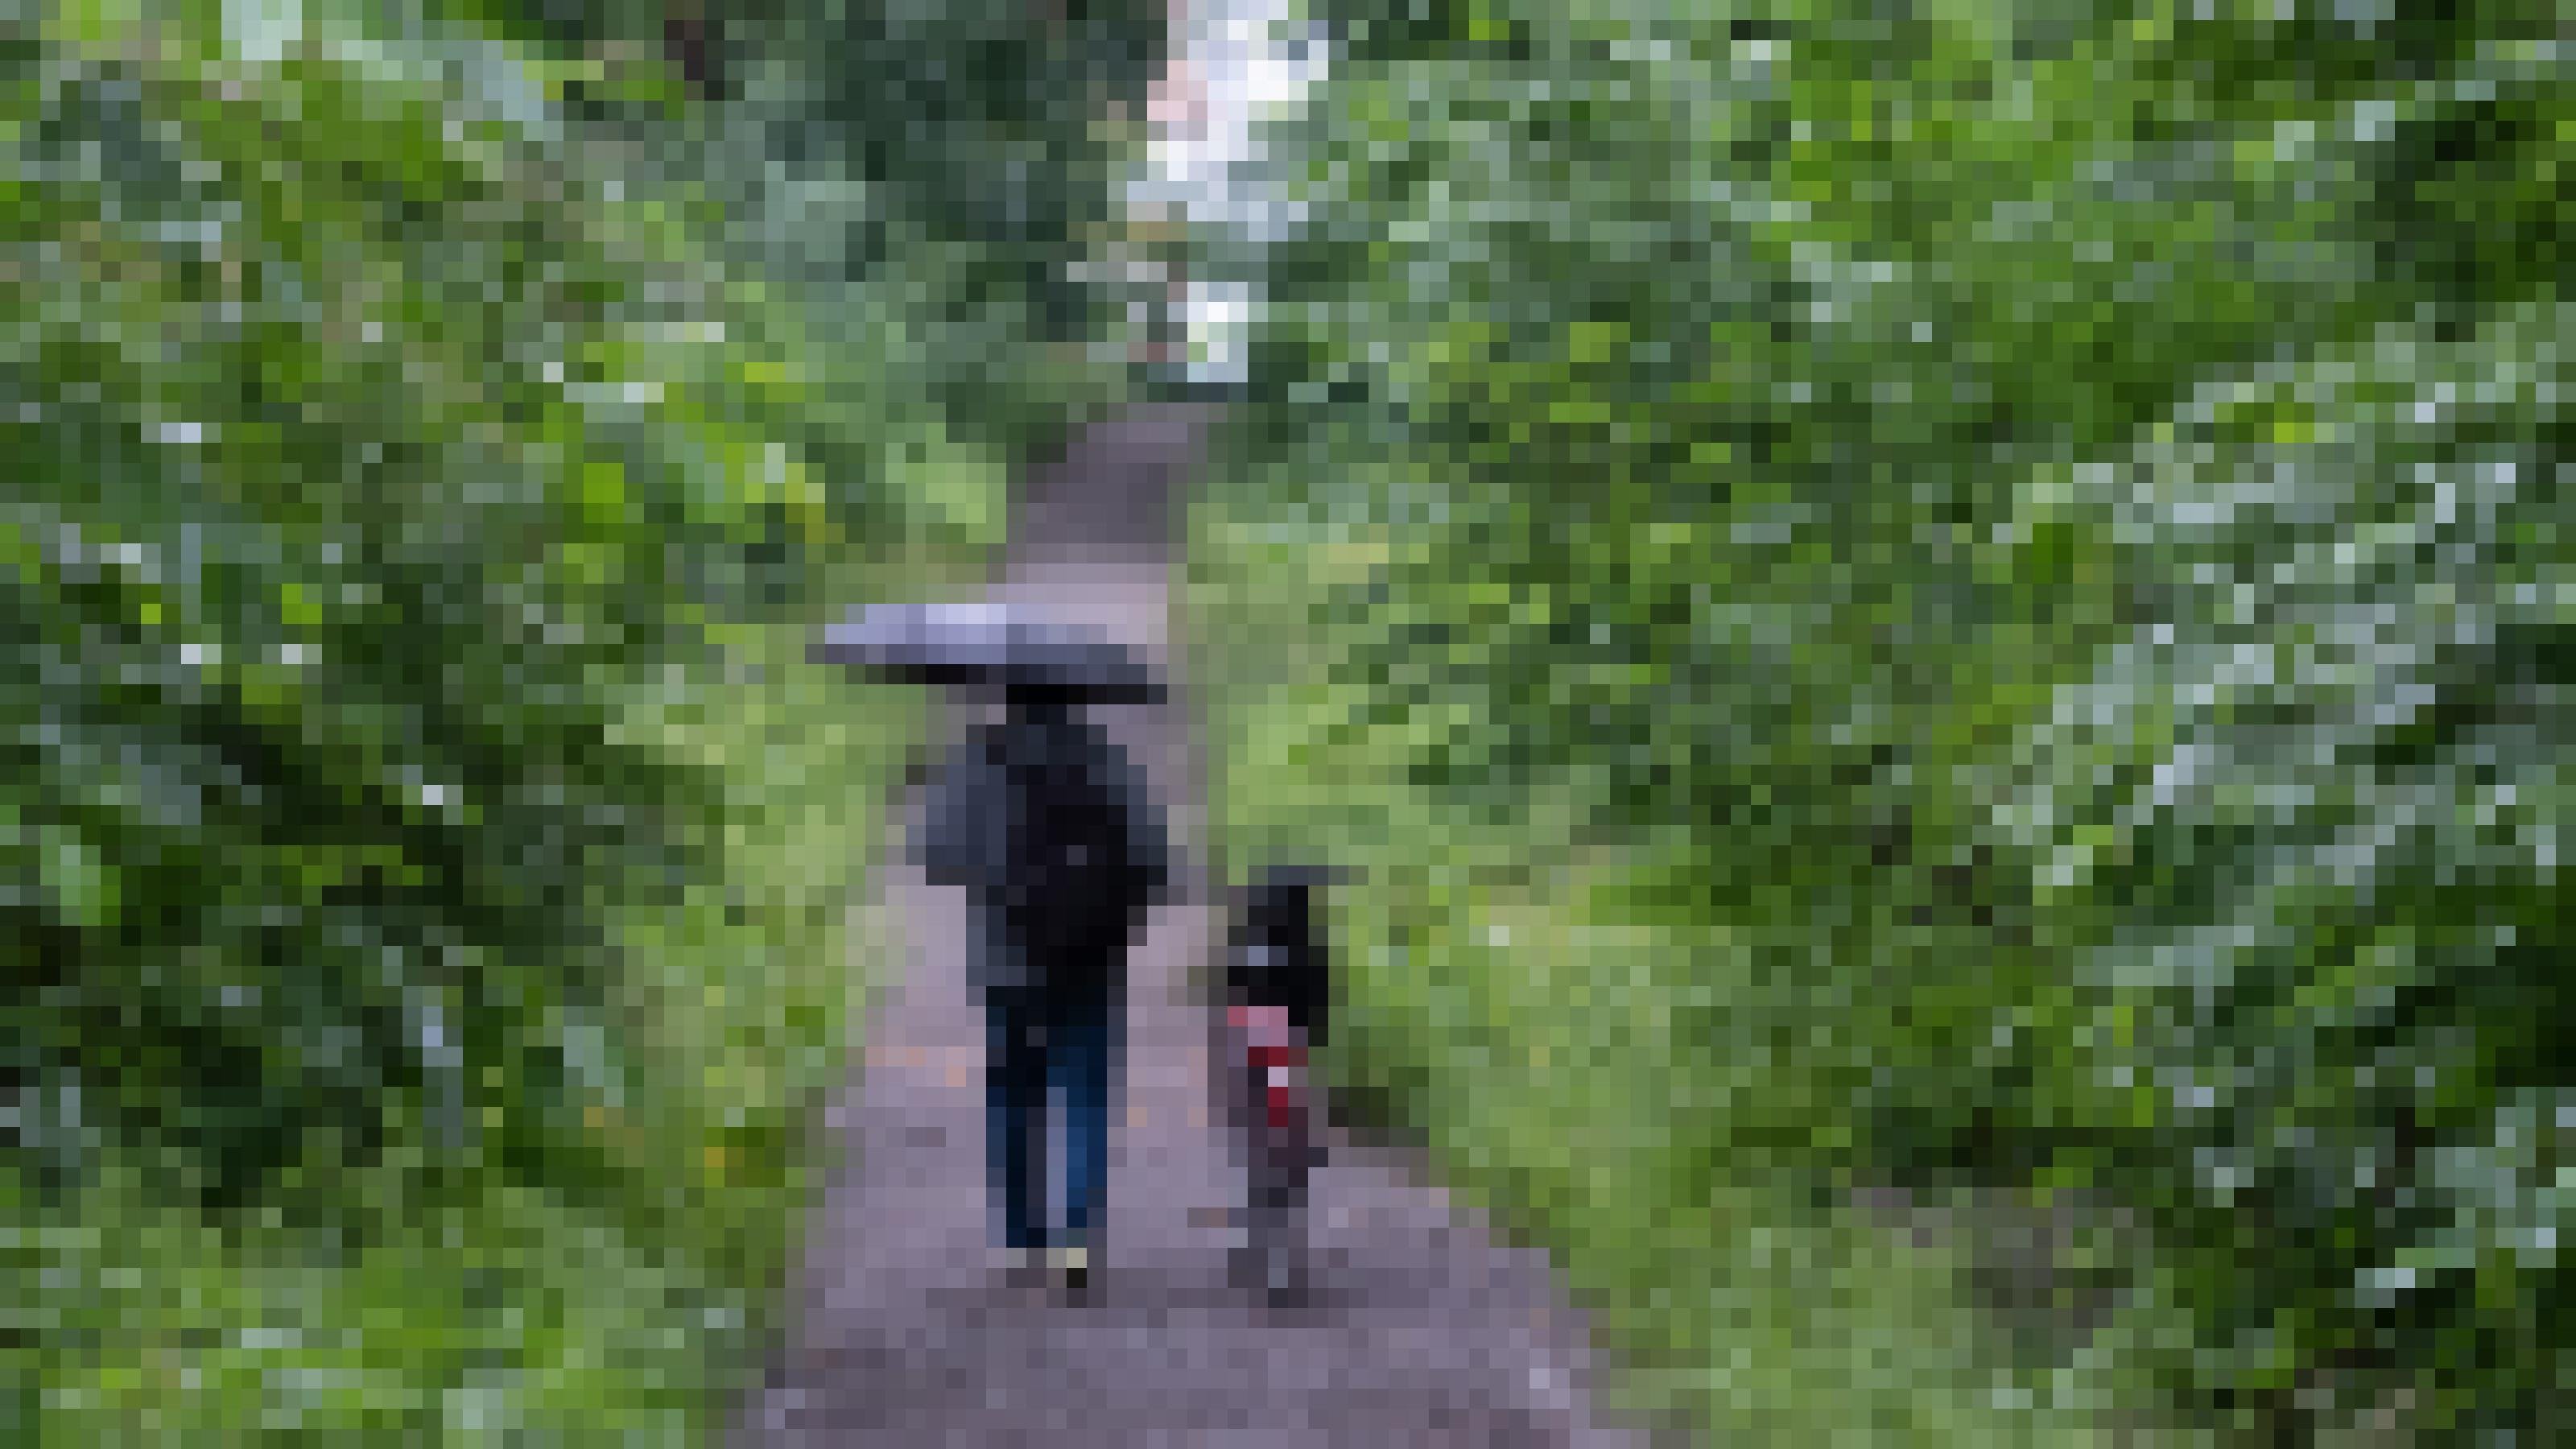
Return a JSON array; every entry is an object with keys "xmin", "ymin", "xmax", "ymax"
[{"xmin": 810, "ymin": 600, "xmax": 1166, "ymax": 703}]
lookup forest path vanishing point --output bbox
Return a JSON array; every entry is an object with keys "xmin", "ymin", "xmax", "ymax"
[{"xmin": 739, "ymin": 402, "xmax": 1659, "ymax": 1446}]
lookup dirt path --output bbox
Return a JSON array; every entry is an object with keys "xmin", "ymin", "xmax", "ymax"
[{"xmin": 740, "ymin": 403, "xmax": 1654, "ymax": 1446}]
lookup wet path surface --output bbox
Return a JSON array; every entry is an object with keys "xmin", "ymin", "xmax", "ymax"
[{"xmin": 740, "ymin": 403, "xmax": 1653, "ymax": 1446}]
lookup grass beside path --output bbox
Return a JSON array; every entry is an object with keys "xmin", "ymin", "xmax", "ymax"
[
  {"xmin": 1184, "ymin": 473, "xmax": 2166, "ymax": 1447},
  {"xmin": 19, "ymin": 539, "xmax": 980, "ymax": 1443}
]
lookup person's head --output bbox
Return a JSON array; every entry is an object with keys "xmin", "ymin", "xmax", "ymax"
[
  {"xmin": 1236, "ymin": 865, "xmax": 1320, "ymax": 961},
  {"xmin": 1259, "ymin": 863, "xmax": 1346, "ymax": 910},
  {"xmin": 1229, "ymin": 862, "xmax": 1339, "ymax": 1020},
  {"xmin": 1258, "ymin": 864, "xmax": 1315, "ymax": 917}
]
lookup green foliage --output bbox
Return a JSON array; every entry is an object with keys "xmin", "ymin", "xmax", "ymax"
[
  {"xmin": 5, "ymin": 4, "xmax": 1005, "ymax": 1439},
  {"xmin": 14, "ymin": 6, "xmax": 689, "ymax": 1217},
  {"xmin": 471, "ymin": 0, "xmax": 1165, "ymax": 458},
  {"xmin": 411, "ymin": 0, "xmax": 1162, "ymax": 488},
  {"xmin": 2003, "ymin": 296, "xmax": 2570, "ymax": 1438},
  {"xmin": 1200, "ymin": 1, "xmax": 2568, "ymax": 1439}
]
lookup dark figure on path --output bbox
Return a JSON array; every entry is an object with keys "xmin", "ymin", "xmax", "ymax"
[
  {"xmin": 914, "ymin": 685, "xmax": 1172, "ymax": 1296},
  {"xmin": 1228, "ymin": 865, "xmax": 1334, "ymax": 1054},
  {"xmin": 1221, "ymin": 863, "xmax": 1339, "ymax": 1306}
]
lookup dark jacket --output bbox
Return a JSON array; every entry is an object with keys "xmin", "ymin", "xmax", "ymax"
[{"xmin": 915, "ymin": 701, "xmax": 1171, "ymax": 999}]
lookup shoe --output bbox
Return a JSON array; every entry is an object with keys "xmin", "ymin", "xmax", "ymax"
[
  {"xmin": 992, "ymin": 1245, "xmax": 1046, "ymax": 1293},
  {"xmin": 1053, "ymin": 1243, "xmax": 1091, "ymax": 1298}
]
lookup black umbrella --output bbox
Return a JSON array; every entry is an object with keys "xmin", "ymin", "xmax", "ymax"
[{"xmin": 809, "ymin": 600, "xmax": 1166, "ymax": 703}]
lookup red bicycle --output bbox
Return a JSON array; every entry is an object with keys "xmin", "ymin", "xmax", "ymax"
[
  {"xmin": 1224, "ymin": 999, "xmax": 1317, "ymax": 1303},
  {"xmin": 1218, "ymin": 864, "xmax": 1342, "ymax": 1306}
]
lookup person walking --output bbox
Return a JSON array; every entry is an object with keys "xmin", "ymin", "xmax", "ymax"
[{"xmin": 914, "ymin": 683, "xmax": 1173, "ymax": 1297}]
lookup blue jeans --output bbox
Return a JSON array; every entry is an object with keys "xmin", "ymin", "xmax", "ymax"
[{"xmin": 986, "ymin": 987, "xmax": 1118, "ymax": 1253}]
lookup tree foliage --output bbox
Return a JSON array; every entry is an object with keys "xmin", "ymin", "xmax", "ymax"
[
  {"xmin": 6, "ymin": 0, "xmax": 1153, "ymax": 1435},
  {"xmin": 14, "ymin": 2, "xmax": 729, "ymax": 1220},
  {"xmin": 427, "ymin": 0, "xmax": 1166, "ymax": 477},
  {"xmin": 1224, "ymin": 1, "xmax": 2567, "ymax": 1436}
]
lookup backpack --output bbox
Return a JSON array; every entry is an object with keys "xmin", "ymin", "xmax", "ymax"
[
  {"xmin": 917, "ymin": 704, "xmax": 1171, "ymax": 993},
  {"xmin": 998, "ymin": 711, "xmax": 1166, "ymax": 975}
]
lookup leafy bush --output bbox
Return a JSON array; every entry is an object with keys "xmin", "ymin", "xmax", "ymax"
[
  {"xmin": 4, "ymin": 6, "xmax": 1011, "ymax": 1439},
  {"xmin": 1196, "ymin": 2, "xmax": 2567, "ymax": 1439},
  {"xmin": 14, "ymin": 6, "xmax": 732, "ymax": 1223}
]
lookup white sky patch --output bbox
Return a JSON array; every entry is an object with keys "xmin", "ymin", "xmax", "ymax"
[
  {"xmin": 1130, "ymin": 0, "xmax": 1330, "ymax": 383},
  {"xmin": 1141, "ymin": 1, "xmax": 1328, "ymax": 223}
]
